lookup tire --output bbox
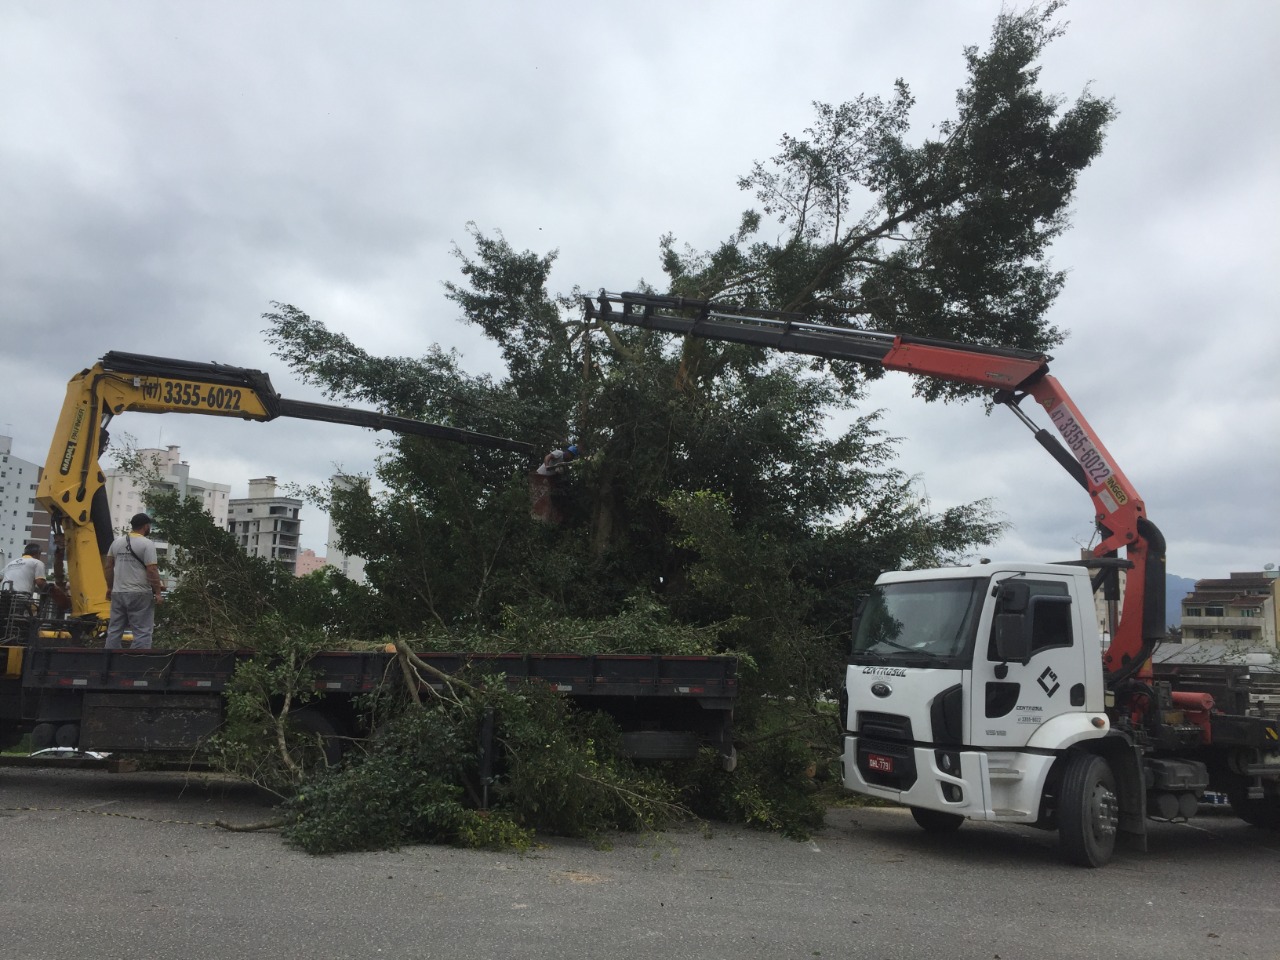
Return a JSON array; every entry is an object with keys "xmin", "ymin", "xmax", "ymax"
[
  {"xmin": 54, "ymin": 723, "xmax": 80, "ymax": 749},
  {"xmin": 288, "ymin": 707, "xmax": 346, "ymax": 770},
  {"xmin": 910, "ymin": 806, "xmax": 965, "ymax": 834},
  {"xmin": 1227, "ymin": 788, "xmax": 1280, "ymax": 829},
  {"xmin": 30, "ymin": 722, "xmax": 56, "ymax": 752},
  {"xmin": 1058, "ymin": 752, "xmax": 1119, "ymax": 867}
]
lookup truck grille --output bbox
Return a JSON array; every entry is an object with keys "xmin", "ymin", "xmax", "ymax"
[{"xmin": 857, "ymin": 711, "xmax": 913, "ymax": 742}]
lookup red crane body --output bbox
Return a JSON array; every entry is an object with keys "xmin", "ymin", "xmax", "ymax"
[{"xmin": 585, "ymin": 291, "xmax": 1165, "ymax": 686}]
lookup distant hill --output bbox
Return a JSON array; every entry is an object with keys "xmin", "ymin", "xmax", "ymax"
[{"xmin": 1166, "ymin": 574, "xmax": 1197, "ymax": 628}]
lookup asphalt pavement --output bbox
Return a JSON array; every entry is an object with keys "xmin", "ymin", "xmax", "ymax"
[{"xmin": 2, "ymin": 766, "xmax": 1278, "ymax": 960}]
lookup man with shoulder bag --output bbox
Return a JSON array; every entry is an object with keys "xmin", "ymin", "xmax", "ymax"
[{"xmin": 104, "ymin": 513, "xmax": 164, "ymax": 650}]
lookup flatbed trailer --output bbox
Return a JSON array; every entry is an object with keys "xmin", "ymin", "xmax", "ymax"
[{"xmin": 0, "ymin": 633, "xmax": 738, "ymax": 763}]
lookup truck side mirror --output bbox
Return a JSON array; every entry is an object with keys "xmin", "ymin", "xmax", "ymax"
[
  {"xmin": 994, "ymin": 613, "xmax": 1031, "ymax": 665},
  {"xmin": 996, "ymin": 580, "xmax": 1030, "ymax": 614}
]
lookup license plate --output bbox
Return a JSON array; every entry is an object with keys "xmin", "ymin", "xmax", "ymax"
[{"xmin": 867, "ymin": 753, "xmax": 894, "ymax": 773}]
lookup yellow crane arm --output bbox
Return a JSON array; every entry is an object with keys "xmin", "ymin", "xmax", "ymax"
[{"xmin": 37, "ymin": 352, "xmax": 534, "ymax": 619}]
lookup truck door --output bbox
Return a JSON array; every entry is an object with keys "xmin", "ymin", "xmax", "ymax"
[{"xmin": 968, "ymin": 574, "xmax": 1087, "ymax": 749}]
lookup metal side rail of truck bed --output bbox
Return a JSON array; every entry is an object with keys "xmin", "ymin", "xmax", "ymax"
[
  {"xmin": 0, "ymin": 643, "xmax": 738, "ymax": 762},
  {"xmin": 16, "ymin": 646, "xmax": 738, "ymax": 698}
]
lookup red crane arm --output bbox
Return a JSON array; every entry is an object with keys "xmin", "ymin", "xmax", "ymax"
[{"xmin": 586, "ymin": 291, "xmax": 1165, "ymax": 683}]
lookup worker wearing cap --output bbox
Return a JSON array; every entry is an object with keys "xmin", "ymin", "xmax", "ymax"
[
  {"xmin": 104, "ymin": 513, "xmax": 164, "ymax": 650},
  {"xmin": 1, "ymin": 542, "xmax": 48, "ymax": 595},
  {"xmin": 536, "ymin": 444, "xmax": 579, "ymax": 477}
]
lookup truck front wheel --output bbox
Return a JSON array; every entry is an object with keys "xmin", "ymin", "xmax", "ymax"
[
  {"xmin": 910, "ymin": 806, "xmax": 964, "ymax": 833},
  {"xmin": 1058, "ymin": 752, "xmax": 1118, "ymax": 867}
]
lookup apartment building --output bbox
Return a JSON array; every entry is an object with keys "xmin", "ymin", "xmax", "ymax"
[
  {"xmin": 227, "ymin": 477, "xmax": 302, "ymax": 573},
  {"xmin": 102, "ymin": 446, "xmax": 231, "ymax": 561},
  {"xmin": 1180, "ymin": 570, "xmax": 1279, "ymax": 647},
  {"xmin": 0, "ymin": 436, "xmax": 45, "ymax": 567},
  {"xmin": 295, "ymin": 548, "xmax": 328, "ymax": 576}
]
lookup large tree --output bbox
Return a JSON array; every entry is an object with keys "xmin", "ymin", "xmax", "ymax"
[
  {"xmin": 255, "ymin": 4, "xmax": 1112, "ymax": 839},
  {"xmin": 264, "ymin": 3, "xmax": 1110, "ymax": 643}
]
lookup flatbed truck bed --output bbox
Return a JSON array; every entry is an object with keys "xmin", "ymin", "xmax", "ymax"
[{"xmin": 1, "ymin": 640, "xmax": 738, "ymax": 761}]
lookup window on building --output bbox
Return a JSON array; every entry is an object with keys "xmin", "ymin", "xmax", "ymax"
[
  {"xmin": 1204, "ymin": 606, "xmax": 1225, "ymax": 617},
  {"xmin": 1184, "ymin": 607, "xmax": 1201, "ymax": 617},
  {"xmin": 1232, "ymin": 629, "xmax": 1253, "ymax": 640}
]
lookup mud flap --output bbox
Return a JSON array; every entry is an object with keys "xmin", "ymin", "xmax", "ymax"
[{"xmin": 1111, "ymin": 738, "xmax": 1148, "ymax": 852}]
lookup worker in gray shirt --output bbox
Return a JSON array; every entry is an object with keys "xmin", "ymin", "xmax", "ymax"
[
  {"xmin": 104, "ymin": 513, "xmax": 164, "ymax": 649},
  {"xmin": 2, "ymin": 542, "xmax": 47, "ymax": 595}
]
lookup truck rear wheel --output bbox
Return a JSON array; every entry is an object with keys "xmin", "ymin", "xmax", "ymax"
[
  {"xmin": 1058, "ymin": 752, "xmax": 1118, "ymax": 867},
  {"xmin": 54, "ymin": 723, "xmax": 80, "ymax": 749},
  {"xmin": 1227, "ymin": 789, "xmax": 1280, "ymax": 829},
  {"xmin": 910, "ymin": 806, "xmax": 964, "ymax": 833},
  {"xmin": 288, "ymin": 707, "xmax": 346, "ymax": 770},
  {"xmin": 30, "ymin": 722, "xmax": 56, "ymax": 752}
]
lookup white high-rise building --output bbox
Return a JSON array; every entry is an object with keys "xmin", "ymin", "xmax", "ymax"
[
  {"xmin": 0, "ymin": 436, "xmax": 46, "ymax": 567},
  {"xmin": 325, "ymin": 473, "xmax": 367, "ymax": 584},
  {"xmin": 227, "ymin": 477, "xmax": 302, "ymax": 572},
  {"xmin": 102, "ymin": 446, "xmax": 231, "ymax": 561}
]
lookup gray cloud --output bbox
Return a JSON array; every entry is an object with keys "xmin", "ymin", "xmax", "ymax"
[{"xmin": 2, "ymin": 1, "xmax": 1275, "ymax": 577}]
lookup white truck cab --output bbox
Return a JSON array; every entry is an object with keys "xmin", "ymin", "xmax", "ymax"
[{"xmin": 842, "ymin": 562, "xmax": 1120, "ymax": 858}]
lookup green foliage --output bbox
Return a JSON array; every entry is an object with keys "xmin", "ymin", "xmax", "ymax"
[
  {"xmin": 443, "ymin": 224, "xmax": 580, "ymax": 420},
  {"xmin": 282, "ymin": 701, "xmax": 511, "ymax": 854},
  {"xmin": 420, "ymin": 594, "xmax": 737, "ymax": 656},
  {"xmin": 209, "ymin": 622, "xmax": 329, "ymax": 795},
  {"xmin": 680, "ymin": 739, "xmax": 828, "ymax": 840},
  {"xmin": 665, "ymin": 2, "xmax": 1114, "ymax": 402},
  {"xmin": 130, "ymin": 487, "xmax": 386, "ymax": 648},
  {"xmin": 489, "ymin": 680, "xmax": 684, "ymax": 839},
  {"xmin": 282, "ymin": 680, "xmax": 686, "ymax": 854}
]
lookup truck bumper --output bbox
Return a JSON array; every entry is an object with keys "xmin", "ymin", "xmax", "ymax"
[{"xmin": 841, "ymin": 734, "xmax": 1051, "ymax": 824}]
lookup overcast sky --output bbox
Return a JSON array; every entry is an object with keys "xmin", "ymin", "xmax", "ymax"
[{"xmin": 2, "ymin": 1, "xmax": 1277, "ymax": 579}]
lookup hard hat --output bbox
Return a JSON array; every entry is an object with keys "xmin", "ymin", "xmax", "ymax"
[{"xmin": 567, "ymin": 444, "xmax": 578, "ymax": 456}]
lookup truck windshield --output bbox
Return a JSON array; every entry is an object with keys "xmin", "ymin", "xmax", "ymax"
[{"xmin": 852, "ymin": 578, "xmax": 985, "ymax": 665}]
